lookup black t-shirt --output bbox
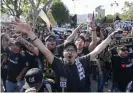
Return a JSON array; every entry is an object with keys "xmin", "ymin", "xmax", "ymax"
[
  {"xmin": 27, "ymin": 51, "xmax": 44, "ymax": 72},
  {"xmin": 1, "ymin": 47, "xmax": 8, "ymax": 79},
  {"xmin": 51, "ymin": 55, "xmax": 90, "ymax": 92},
  {"xmin": 111, "ymin": 48, "xmax": 118, "ymax": 56},
  {"xmin": 78, "ymin": 47, "xmax": 90, "ymax": 57},
  {"xmin": 7, "ymin": 50, "xmax": 30, "ymax": 83},
  {"xmin": 56, "ymin": 44, "xmax": 64, "ymax": 58},
  {"xmin": 111, "ymin": 54, "xmax": 133, "ymax": 91}
]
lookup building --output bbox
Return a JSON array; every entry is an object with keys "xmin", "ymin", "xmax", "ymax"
[
  {"xmin": 95, "ymin": 5, "xmax": 105, "ymax": 17},
  {"xmin": 77, "ymin": 13, "xmax": 93, "ymax": 24}
]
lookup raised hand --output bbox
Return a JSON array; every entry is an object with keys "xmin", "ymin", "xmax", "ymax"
[
  {"xmin": 75, "ymin": 24, "xmax": 83, "ymax": 34},
  {"xmin": 11, "ymin": 17, "xmax": 32, "ymax": 35},
  {"xmin": 110, "ymin": 28, "xmax": 123, "ymax": 39},
  {"xmin": 90, "ymin": 21, "xmax": 95, "ymax": 29}
]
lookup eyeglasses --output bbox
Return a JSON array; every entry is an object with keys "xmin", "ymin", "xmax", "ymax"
[{"xmin": 64, "ymin": 49, "xmax": 76, "ymax": 52}]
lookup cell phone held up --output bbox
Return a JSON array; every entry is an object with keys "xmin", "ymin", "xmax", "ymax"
[{"xmin": 115, "ymin": 29, "xmax": 123, "ymax": 40}]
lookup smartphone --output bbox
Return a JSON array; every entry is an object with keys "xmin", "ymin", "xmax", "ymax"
[{"xmin": 116, "ymin": 33, "xmax": 123, "ymax": 40}]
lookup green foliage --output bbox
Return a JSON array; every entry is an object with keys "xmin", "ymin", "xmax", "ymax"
[
  {"xmin": 96, "ymin": 15, "xmax": 114, "ymax": 23},
  {"xmin": 1, "ymin": 0, "xmax": 31, "ymax": 17},
  {"xmin": 121, "ymin": 1, "xmax": 133, "ymax": 20},
  {"xmin": 51, "ymin": 1, "xmax": 70, "ymax": 27},
  {"xmin": 1, "ymin": 0, "xmax": 48, "ymax": 18},
  {"xmin": 106, "ymin": 15, "xmax": 114, "ymax": 23}
]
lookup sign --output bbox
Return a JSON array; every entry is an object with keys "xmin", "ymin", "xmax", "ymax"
[{"xmin": 108, "ymin": 37, "xmax": 133, "ymax": 50}]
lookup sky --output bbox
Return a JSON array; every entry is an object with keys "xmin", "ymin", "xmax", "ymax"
[{"xmin": 62, "ymin": 0, "xmax": 132, "ymax": 15}]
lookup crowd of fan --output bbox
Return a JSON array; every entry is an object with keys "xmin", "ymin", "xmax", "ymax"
[{"xmin": 1, "ymin": 18, "xmax": 133, "ymax": 92}]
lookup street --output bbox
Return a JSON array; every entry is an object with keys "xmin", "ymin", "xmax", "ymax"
[{"xmin": 90, "ymin": 75, "xmax": 112, "ymax": 92}]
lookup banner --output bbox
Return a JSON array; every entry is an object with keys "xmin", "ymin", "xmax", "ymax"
[
  {"xmin": 114, "ymin": 20, "xmax": 133, "ymax": 31},
  {"xmin": 39, "ymin": 9, "xmax": 51, "ymax": 30},
  {"xmin": 108, "ymin": 37, "xmax": 133, "ymax": 50},
  {"xmin": 47, "ymin": 11, "xmax": 57, "ymax": 26}
]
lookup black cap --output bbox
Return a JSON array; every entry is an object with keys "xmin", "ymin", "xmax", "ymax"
[
  {"xmin": 117, "ymin": 46, "xmax": 128, "ymax": 51},
  {"xmin": 64, "ymin": 43, "xmax": 77, "ymax": 52},
  {"xmin": 45, "ymin": 35, "xmax": 56, "ymax": 42},
  {"xmin": 23, "ymin": 68, "xmax": 43, "ymax": 89}
]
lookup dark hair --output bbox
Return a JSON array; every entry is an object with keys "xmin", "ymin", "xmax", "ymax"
[
  {"xmin": 45, "ymin": 35, "xmax": 56, "ymax": 42},
  {"xmin": 74, "ymin": 35, "xmax": 85, "ymax": 43},
  {"xmin": 66, "ymin": 30, "xmax": 72, "ymax": 33},
  {"xmin": 96, "ymin": 26, "xmax": 101, "ymax": 32},
  {"xmin": 64, "ymin": 43, "xmax": 77, "ymax": 52}
]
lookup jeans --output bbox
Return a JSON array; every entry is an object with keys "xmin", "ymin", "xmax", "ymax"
[
  {"xmin": 111, "ymin": 88, "xmax": 121, "ymax": 92},
  {"xmin": 87, "ymin": 87, "xmax": 91, "ymax": 92},
  {"xmin": 6, "ymin": 80, "xmax": 24, "ymax": 92},
  {"xmin": 92, "ymin": 65, "xmax": 97, "ymax": 80},
  {"xmin": 1, "ymin": 79, "xmax": 5, "ymax": 92},
  {"xmin": 97, "ymin": 67, "xmax": 108, "ymax": 92}
]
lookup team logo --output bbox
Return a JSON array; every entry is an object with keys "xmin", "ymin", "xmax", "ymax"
[
  {"xmin": 60, "ymin": 77, "xmax": 67, "ymax": 88},
  {"xmin": 29, "ymin": 77, "xmax": 35, "ymax": 83},
  {"xmin": 20, "ymin": 51, "xmax": 25, "ymax": 56}
]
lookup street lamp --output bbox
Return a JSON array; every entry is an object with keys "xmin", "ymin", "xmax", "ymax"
[
  {"xmin": 111, "ymin": 1, "xmax": 119, "ymax": 22},
  {"xmin": 72, "ymin": 0, "xmax": 77, "ymax": 14}
]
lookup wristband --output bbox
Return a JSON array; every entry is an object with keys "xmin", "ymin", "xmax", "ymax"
[
  {"xmin": 109, "ymin": 35, "xmax": 114, "ymax": 40},
  {"xmin": 31, "ymin": 37, "xmax": 38, "ymax": 42}
]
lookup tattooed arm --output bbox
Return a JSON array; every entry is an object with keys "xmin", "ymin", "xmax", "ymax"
[{"xmin": 16, "ymin": 36, "xmax": 39, "ymax": 56}]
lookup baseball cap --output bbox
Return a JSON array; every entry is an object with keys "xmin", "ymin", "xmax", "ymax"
[
  {"xmin": 117, "ymin": 46, "xmax": 128, "ymax": 51},
  {"xmin": 23, "ymin": 68, "xmax": 43, "ymax": 89},
  {"xmin": 64, "ymin": 43, "xmax": 77, "ymax": 52}
]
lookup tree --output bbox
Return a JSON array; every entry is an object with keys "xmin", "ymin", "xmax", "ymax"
[
  {"xmin": 51, "ymin": 1, "xmax": 70, "ymax": 27},
  {"xmin": 106, "ymin": 15, "xmax": 114, "ymax": 23},
  {"xmin": 1, "ymin": 0, "xmax": 30, "ymax": 18},
  {"xmin": 70, "ymin": 14, "xmax": 77, "ymax": 28},
  {"xmin": 121, "ymin": 1, "xmax": 133, "ymax": 20},
  {"xmin": 1, "ymin": 0, "xmax": 52, "ymax": 23},
  {"xmin": 96, "ymin": 15, "xmax": 114, "ymax": 23},
  {"xmin": 26, "ymin": 0, "xmax": 49, "ymax": 27}
]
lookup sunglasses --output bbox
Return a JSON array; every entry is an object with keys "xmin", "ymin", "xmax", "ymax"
[
  {"xmin": 121, "ymin": 49, "xmax": 128, "ymax": 51},
  {"xmin": 47, "ymin": 39, "xmax": 56, "ymax": 42}
]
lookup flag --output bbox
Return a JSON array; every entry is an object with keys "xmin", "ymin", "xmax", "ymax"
[
  {"xmin": 47, "ymin": 11, "xmax": 57, "ymax": 26},
  {"xmin": 39, "ymin": 9, "xmax": 51, "ymax": 31},
  {"xmin": 92, "ymin": 11, "xmax": 95, "ymax": 22}
]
